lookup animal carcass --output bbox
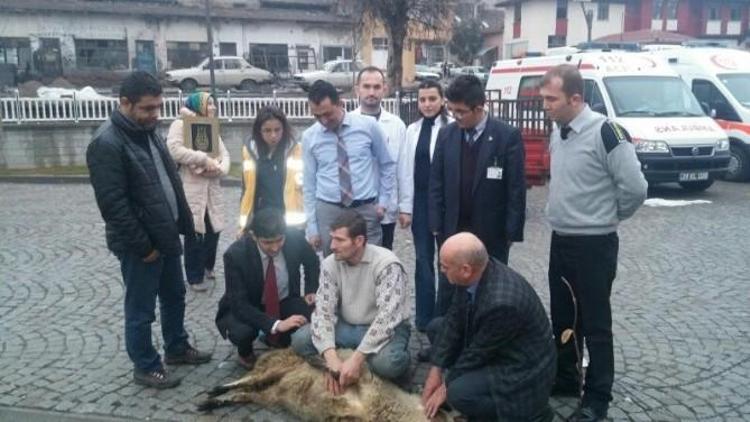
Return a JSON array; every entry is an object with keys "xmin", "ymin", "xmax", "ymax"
[{"xmin": 197, "ymin": 348, "xmax": 451, "ymax": 421}]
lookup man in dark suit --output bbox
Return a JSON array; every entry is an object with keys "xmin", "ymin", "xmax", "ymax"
[
  {"xmin": 429, "ymin": 74, "xmax": 526, "ymax": 317},
  {"xmin": 216, "ymin": 208, "xmax": 319, "ymax": 369},
  {"xmin": 421, "ymin": 233, "xmax": 555, "ymax": 422}
]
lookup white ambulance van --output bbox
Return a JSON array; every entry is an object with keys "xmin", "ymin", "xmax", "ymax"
[
  {"xmin": 648, "ymin": 47, "xmax": 750, "ymax": 181},
  {"xmin": 487, "ymin": 52, "xmax": 731, "ymax": 191}
]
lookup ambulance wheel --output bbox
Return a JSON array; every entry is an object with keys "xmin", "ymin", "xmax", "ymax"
[
  {"xmin": 679, "ymin": 179, "xmax": 714, "ymax": 192},
  {"xmin": 724, "ymin": 143, "xmax": 750, "ymax": 182}
]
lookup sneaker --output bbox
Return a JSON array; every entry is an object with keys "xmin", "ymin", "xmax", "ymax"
[
  {"xmin": 568, "ymin": 406, "xmax": 607, "ymax": 422},
  {"xmin": 165, "ymin": 345, "xmax": 212, "ymax": 365},
  {"xmin": 190, "ymin": 280, "xmax": 209, "ymax": 292},
  {"xmin": 205, "ymin": 270, "xmax": 216, "ymax": 280},
  {"xmin": 237, "ymin": 352, "xmax": 257, "ymax": 370},
  {"xmin": 133, "ymin": 367, "xmax": 181, "ymax": 389}
]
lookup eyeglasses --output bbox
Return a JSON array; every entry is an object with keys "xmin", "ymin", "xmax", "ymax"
[{"xmin": 449, "ymin": 106, "xmax": 478, "ymax": 119}]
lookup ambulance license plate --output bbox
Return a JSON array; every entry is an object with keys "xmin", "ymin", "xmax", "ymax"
[{"xmin": 679, "ymin": 172, "xmax": 709, "ymax": 182}]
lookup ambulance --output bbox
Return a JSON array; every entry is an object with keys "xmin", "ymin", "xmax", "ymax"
[
  {"xmin": 487, "ymin": 51, "xmax": 731, "ymax": 191},
  {"xmin": 647, "ymin": 47, "xmax": 750, "ymax": 182}
]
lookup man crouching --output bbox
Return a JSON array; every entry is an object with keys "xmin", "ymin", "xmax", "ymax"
[
  {"xmin": 292, "ymin": 210, "xmax": 411, "ymax": 394},
  {"xmin": 422, "ymin": 233, "xmax": 556, "ymax": 421}
]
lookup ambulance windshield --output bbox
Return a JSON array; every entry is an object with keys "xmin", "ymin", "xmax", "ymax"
[
  {"xmin": 604, "ymin": 76, "xmax": 704, "ymax": 117},
  {"xmin": 718, "ymin": 74, "xmax": 750, "ymax": 108}
]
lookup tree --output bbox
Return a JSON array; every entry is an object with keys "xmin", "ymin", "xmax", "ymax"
[
  {"xmin": 449, "ymin": 19, "xmax": 484, "ymax": 65},
  {"xmin": 357, "ymin": 0, "xmax": 454, "ymax": 91}
]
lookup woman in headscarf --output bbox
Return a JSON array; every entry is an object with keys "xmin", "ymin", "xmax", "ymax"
[{"xmin": 167, "ymin": 92, "xmax": 230, "ymax": 291}]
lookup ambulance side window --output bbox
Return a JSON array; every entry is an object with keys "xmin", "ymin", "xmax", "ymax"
[
  {"xmin": 518, "ymin": 75, "xmax": 542, "ymax": 99},
  {"xmin": 692, "ymin": 79, "xmax": 740, "ymax": 122},
  {"xmin": 583, "ymin": 79, "xmax": 607, "ymax": 116}
]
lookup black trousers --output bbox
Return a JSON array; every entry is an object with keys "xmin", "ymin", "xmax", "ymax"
[
  {"xmin": 217, "ymin": 296, "xmax": 312, "ymax": 357},
  {"xmin": 381, "ymin": 222, "xmax": 396, "ymax": 250},
  {"xmin": 548, "ymin": 232, "xmax": 618, "ymax": 412}
]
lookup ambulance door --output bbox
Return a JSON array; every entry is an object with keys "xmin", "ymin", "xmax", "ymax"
[
  {"xmin": 691, "ymin": 79, "xmax": 741, "ymax": 122},
  {"xmin": 583, "ymin": 79, "xmax": 608, "ymax": 116}
]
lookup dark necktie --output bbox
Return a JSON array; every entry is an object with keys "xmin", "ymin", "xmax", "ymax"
[
  {"xmin": 560, "ymin": 125, "xmax": 572, "ymax": 140},
  {"xmin": 335, "ymin": 131, "xmax": 354, "ymax": 206},
  {"xmin": 263, "ymin": 256, "xmax": 281, "ymax": 345},
  {"xmin": 464, "ymin": 127, "xmax": 477, "ymax": 145}
]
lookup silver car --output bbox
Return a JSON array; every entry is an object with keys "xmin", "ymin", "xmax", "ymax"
[
  {"xmin": 165, "ymin": 56, "xmax": 273, "ymax": 92},
  {"xmin": 292, "ymin": 60, "xmax": 364, "ymax": 91}
]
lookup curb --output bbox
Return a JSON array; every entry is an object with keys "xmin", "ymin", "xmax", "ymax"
[{"xmin": 0, "ymin": 175, "xmax": 243, "ymax": 187}]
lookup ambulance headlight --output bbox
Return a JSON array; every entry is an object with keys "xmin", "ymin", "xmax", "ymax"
[
  {"xmin": 716, "ymin": 139, "xmax": 730, "ymax": 151},
  {"xmin": 633, "ymin": 138, "xmax": 669, "ymax": 153}
]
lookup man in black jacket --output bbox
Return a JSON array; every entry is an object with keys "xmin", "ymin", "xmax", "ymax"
[
  {"xmin": 429, "ymin": 75, "xmax": 526, "ymax": 317},
  {"xmin": 216, "ymin": 208, "xmax": 319, "ymax": 369},
  {"xmin": 87, "ymin": 71, "xmax": 211, "ymax": 389},
  {"xmin": 422, "ymin": 233, "xmax": 555, "ymax": 422}
]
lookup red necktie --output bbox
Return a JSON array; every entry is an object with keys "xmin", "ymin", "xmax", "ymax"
[{"xmin": 263, "ymin": 256, "xmax": 281, "ymax": 345}]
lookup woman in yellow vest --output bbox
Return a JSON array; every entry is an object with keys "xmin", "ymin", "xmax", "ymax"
[{"xmin": 239, "ymin": 105, "xmax": 304, "ymax": 234}]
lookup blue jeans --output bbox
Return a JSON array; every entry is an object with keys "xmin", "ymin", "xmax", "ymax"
[
  {"xmin": 118, "ymin": 252, "xmax": 190, "ymax": 371},
  {"xmin": 290, "ymin": 320, "xmax": 411, "ymax": 381},
  {"xmin": 412, "ymin": 193, "xmax": 437, "ymax": 330},
  {"xmin": 183, "ymin": 213, "xmax": 220, "ymax": 284}
]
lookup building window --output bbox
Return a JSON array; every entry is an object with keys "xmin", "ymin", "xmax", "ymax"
[
  {"xmin": 248, "ymin": 43, "xmax": 289, "ymax": 73},
  {"xmin": 322, "ymin": 46, "xmax": 352, "ymax": 63},
  {"xmin": 75, "ymin": 39, "xmax": 128, "ymax": 70},
  {"xmin": 665, "ymin": 0, "xmax": 678, "ymax": 19},
  {"xmin": 548, "ymin": 35, "xmax": 566, "ymax": 48},
  {"xmin": 597, "ymin": 1, "xmax": 610, "ymax": 21},
  {"xmin": 372, "ymin": 38, "xmax": 388, "ymax": 51},
  {"xmin": 652, "ymin": 0, "xmax": 663, "ymax": 18},
  {"xmin": 708, "ymin": 6, "xmax": 719, "ymax": 20},
  {"xmin": 556, "ymin": 0, "xmax": 568, "ymax": 19},
  {"xmin": 730, "ymin": 7, "xmax": 741, "ymax": 21},
  {"xmin": 0, "ymin": 37, "xmax": 32, "ymax": 71},
  {"xmin": 166, "ymin": 42, "xmax": 208, "ymax": 69},
  {"xmin": 219, "ymin": 42, "xmax": 237, "ymax": 56},
  {"xmin": 514, "ymin": 3, "xmax": 522, "ymax": 22}
]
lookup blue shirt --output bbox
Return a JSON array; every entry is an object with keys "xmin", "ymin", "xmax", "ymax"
[{"xmin": 302, "ymin": 112, "xmax": 396, "ymax": 237}]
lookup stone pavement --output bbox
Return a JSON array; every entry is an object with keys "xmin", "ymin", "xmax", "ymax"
[{"xmin": 1, "ymin": 181, "xmax": 749, "ymax": 421}]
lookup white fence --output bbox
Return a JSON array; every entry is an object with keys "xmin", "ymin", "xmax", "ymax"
[{"xmin": 0, "ymin": 93, "xmax": 402, "ymax": 124}]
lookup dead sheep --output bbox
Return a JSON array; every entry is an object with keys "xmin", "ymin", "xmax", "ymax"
[{"xmin": 197, "ymin": 348, "xmax": 451, "ymax": 421}]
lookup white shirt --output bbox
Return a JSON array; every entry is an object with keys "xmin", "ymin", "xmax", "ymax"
[
  {"xmin": 352, "ymin": 107, "xmax": 407, "ymax": 224},
  {"xmin": 400, "ymin": 114, "xmax": 454, "ymax": 215}
]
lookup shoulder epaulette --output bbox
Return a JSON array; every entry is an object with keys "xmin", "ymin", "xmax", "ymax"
[{"xmin": 600, "ymin": 120, "xmax": 631, "ymax": 153}]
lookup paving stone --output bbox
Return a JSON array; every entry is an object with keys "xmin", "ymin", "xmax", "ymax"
[{"xmin": 2, "ymin": 182, "xmax": 750, "ymax": 421}]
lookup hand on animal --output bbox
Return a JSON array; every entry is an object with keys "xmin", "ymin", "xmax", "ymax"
[
  {"xmin": 325, "ymin": 370, "xmax": 343, "ymax": 396},
  {"xmin": 304, "ymin": 293, "xmax": 316, "ymax": 305},
  {"xmin": 421, "ymin": 366, "xmax": 443, "ymax": 405},
  {"xmin": 338, "ymin": 351, "xmax": 365, "ymax": 388},
  {"xmin": 142, "ymin": 249, "xmax": 160, "ymax": 263},
  {"xmin": 276, "ymin": 315, "xmax": 307, "ymax": 333},
  {"xmin": 398, "ymin": 213, "xmax": 412, "ymax": 229},
  {"xmin": 307, "ymin": 235, "xmax": 321, "ymax": 251},
  {"xmin": 423, "ymin": 382, "xmax": 447, "ymax": 419}
]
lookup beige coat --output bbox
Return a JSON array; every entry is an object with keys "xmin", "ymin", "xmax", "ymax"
[{"xmin": 166, "ymin": 108, "xmax": 231, "ymax": 234}]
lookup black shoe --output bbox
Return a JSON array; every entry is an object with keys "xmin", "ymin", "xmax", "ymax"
[
  {"xmin": 133, "ymin": 367, "xmax": 181, "ymax": 389},
  {"xmin": 568, "ymin": 406, "xmax": 607, "ymax": 422},
  {"xmin": 164, "ymin": 345, "xmax": 212, "ymax": 365},
  {"xmin": 551, "ymin": 381, "xmax": 580, "ymax": 398},
  {"xmin": 417, "ymin": 347, "xmax": 432, "ymax": 362},
  {"xmin": 237, "ymin": 352, "xmax": 257, "ymax": 370}
]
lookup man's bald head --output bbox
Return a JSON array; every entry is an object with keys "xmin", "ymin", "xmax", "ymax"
[{"xmin": 439, "ymin": 232, "xmax": 489, "ymax": 286}]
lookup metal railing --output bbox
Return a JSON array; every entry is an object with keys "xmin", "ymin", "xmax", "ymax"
[{"xmin": 0, "ymin": 90, "xmax": 403, "ymax": 124}]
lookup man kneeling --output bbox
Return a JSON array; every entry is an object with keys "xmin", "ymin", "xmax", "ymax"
[
  {"xmin": 216, "ymin": 208, "xmax": 319, "ymax": 369},
  {"xmin": 292, "ymin": 210, "xmax": 411, "ymax": 393},
  {"xmin": 422, "ymin": 233, "xmax": 556, "ymax": 421}
]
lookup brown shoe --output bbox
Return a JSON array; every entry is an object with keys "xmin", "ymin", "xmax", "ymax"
[
  {"xmin": 133, "ymin": 367, "xmax": 181, "ymax": 389},
  {"xmin": 237, "ymin": 352, "xmax": 257, "ymax": 370},
  {"xmin": 164, "ymin": 345, "xmax": 212, "ymax": 365}
]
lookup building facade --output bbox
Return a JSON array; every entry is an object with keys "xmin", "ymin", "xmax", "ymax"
[{"xmin": 0, "ymin": 0, "xmax": 355, "ymax": 78}]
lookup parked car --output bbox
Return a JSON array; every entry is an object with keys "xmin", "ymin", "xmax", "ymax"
[
  {"xmin": 455, "ymin": 66, "xmax": 489, "ymax": 83},
  {"xmin": 292, "ymin": 59, "xmax": 365, "ymax": 91},
  {"xmin": 414, "ymin": 65, "xmax": 441, "ymax": 81},
  {"xmin": 164, "ymin": 56, "xmax": 273, "ymax": 92}
]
